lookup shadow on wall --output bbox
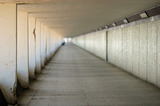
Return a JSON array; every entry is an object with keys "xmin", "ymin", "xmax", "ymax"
[
  {"xmin": 0, "ymin": 90, "xmax": 7, "ymax": 106},
  {"xmin": 16, "ymin": 80, "xmax": 24, "ymax": 97}
]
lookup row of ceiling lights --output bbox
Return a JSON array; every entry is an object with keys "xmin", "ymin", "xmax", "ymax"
[{"xmin": 81, "ymin": 5, "xmax": 160, "ymax": 36}]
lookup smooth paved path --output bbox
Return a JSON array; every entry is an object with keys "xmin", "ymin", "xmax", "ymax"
[{"xmin": 18, "ymin": 43, "xmax": 160, "ymax": 106}]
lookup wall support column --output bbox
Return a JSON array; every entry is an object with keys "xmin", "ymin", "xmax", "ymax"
[
  {"xmin": 0, "ymin": 4, "xmax": 17, "ymax": 104},
  {"xmin": 17, "ymin": 11, "xmax": 29, "ymax": 88},
  {"xmin": 35, "ymin": 20, "xmax": 41, "ymax": 73},
  {"xmin": 40, "ymin": 23, "xmax": 45, "ymax": 67},
  {"xmin": 28, "ymin": 16, "xmax": 36, "ymax": 79}
]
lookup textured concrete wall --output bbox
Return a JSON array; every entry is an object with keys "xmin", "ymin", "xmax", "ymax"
[
  {"xmin": 73, "ymin": 15, "xmax": 160, "ymax": 88},
  {"xmin": 17, "ymin": 11, "xmax": 29, "ymax": 88},
  {"xmin": 94, "ymin": 31, "xmax": 106, "ymax": 60},
  {"xmin": 73, "ymin": 30, "xmax": 106, "ymax": 60},
  {"xmin": 157, "ymin": 21, "xmax": 160, "ymax": 86},
  {"xmin": 139, "ymin": 23, "xmax": 148, "ymax": 80},
  {"xmin": 0, "ymin": 4, "xmax": 17, "ymax": 104},
  {"xmin": 108, "ymin": 16, "xmax": 160, "ymax": 87},
  {"xmin": 76, "ymin": 35, "xmax": 85, "ymax": 49},
  {"xmin": 108, "ymin": 28, "xmax": 123, "ymax": 68},
  {"xmin": 147, "ymin": 21, "xmax": 157, "ymax": 84}
]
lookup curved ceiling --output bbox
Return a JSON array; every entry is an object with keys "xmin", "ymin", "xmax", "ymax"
[{"xmin": 2, "ymin": 0, "xmax": 160, "ymax": 37}]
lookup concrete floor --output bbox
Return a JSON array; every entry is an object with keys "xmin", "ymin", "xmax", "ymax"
[{"xmin": 18, "ymin": 43, "xmax": 160, "ymax": 106}]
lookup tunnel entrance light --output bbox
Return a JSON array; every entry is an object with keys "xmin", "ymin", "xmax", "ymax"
[
  {"xmin": 64, "ymin": 38, "xmax": 68, "ymax": 43},
  {"xmin": 123, "ymin": 19, "xmax": 128, "ymax": 24},
  {"xmin": 112, "ymin": 23, "xmax": 116, "ymax": 27},
  {"xmin": 64, "ymin": 38, "xmax": 72, "ymax": 43},
  {"xmin": 140, "ymin": 12, "xmax": 148, "ymax": 18},
  {"xmin": 105, "ymin": 26, "xmax": 108, "ymax": 29},
  {"xmin": 68, "ymin": 38, "xmax": 72, "ymax": 42}
]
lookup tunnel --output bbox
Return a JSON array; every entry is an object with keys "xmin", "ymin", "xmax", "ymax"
[{"xmin": 0, "ymin": 0, "xmax": 160, "ymax": 105}]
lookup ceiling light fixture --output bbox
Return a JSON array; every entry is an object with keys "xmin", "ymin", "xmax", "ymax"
[
  {"xmin": 123, "ymin": 19, "xmax": 128, "ymax": 24},
  {"xmin": 140, "ymin": 12, "xmax": 148, "ymax": 18},
  {"xmin": 112, "ymin": 23, "xmax": 116, "ymax": 27},
  {"xmin": 105, "ymin": 26, "xmax": 108, "ymax": 29}
]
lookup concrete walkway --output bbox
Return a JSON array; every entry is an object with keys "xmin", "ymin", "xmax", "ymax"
[{"xmin": 18, "ymin": 43, "xmax": 160, "ymax": 106}]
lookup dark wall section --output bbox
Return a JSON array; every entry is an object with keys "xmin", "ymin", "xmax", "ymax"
[
  {"xmin": 0, "ymin": 90, "xmax": 7, "ymax": 106},
  {"xmin": 16, "ymin": 79, "xmax": 24, "ymax": 97}
]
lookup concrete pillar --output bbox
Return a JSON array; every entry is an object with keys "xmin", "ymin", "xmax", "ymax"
[
  {"xmin": 17, "ymin": 11, "xmax": 29, "ymax": 88},
  {"xmin": 50, "ymin": 30, "xmax": 54, "ymax": 56},
  {"xmin": 47, "ymin": 28, "xmax": 51, "ymax": 60},
  {"xmin": 44, "ymin": 26, "xmax": 47, "ymax": 64},
  {"xmin": 158, "ymin": 20, "xmax": 160, "ymax": 86},
  {"xmin": 28, "ymin": 16, "xmax": 36, "ymax": 79},
  {"xmin": 46, "ymin": 28, "xmax": 49, "ymax": 61},
  {"xmin": 0, "ymin": 4, "xmax": 17, "ymax": 104},
  {"xmin": 50, "ymin": 30, "xmax": 53, "ymax": 57},
  {"xmin": 40, "ymin": 23, "xmax": 45, "ymax": 67},
  {"xmin": 35, "ymin": 20, "xmax": 41, "ymax": 73},
  {"xmin": 51, "ymin": 30, "xmax": 55, "ymax": 55}
]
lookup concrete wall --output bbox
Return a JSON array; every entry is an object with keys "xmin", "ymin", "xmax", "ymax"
[
  {"xmin": 108, "ymin": 16, "xmax": 160, "ymax": 87},
  {"xmin": 44, "ymin": 25, "xmax": 47, "ymax": 64},
  {"xmin": 73, "ymin": 15, "xmax": 160, "ymax": 88},
  {"xmin": 73, "ymin": 31, "xmax": 106, "ymax": 60}
]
